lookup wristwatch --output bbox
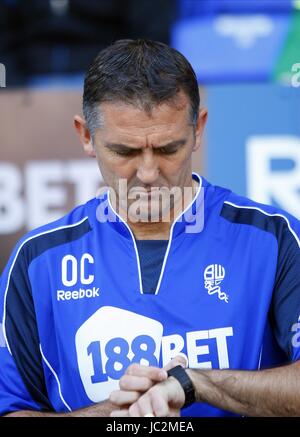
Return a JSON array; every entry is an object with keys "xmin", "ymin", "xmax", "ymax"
[{"xmin": 167, "ymin": 365, "xmax": 196, "ymax": 408}]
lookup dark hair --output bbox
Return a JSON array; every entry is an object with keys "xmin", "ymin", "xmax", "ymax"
[{"xmin": 83, "ymin": 39, "xmax": 200, "ymax": 136}]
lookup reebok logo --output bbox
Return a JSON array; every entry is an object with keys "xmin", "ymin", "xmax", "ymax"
[{"xmin": 57, "ymin": 286, "xmax": 100, "ymax": 301}]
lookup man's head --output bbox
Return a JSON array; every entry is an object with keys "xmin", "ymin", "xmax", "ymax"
[
  {"xmin": 82, "ymin": 39, "xmax": 200, "ymax": 137},
  {"xmin": 74, "ymin": 39, "xmax": 207, "ymax": 225}
]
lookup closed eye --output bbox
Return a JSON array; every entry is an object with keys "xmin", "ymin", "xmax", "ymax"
[
  {"xmin": 155, "ymin": 146, "xmax": 179, "ymax": 155},
  {"xmin": 155, "ymin": 139, "xmax": 186, "ymax": 155},
  {"xmin": 106, "ymin": 139, "xmax": 186, "ymax": 157},
  {"xmin": 110, "ymin": 148, "xmax": 140, "ymax": 157},
  {"xmin": 111, "ymin": 147, "xmax": 178, "ymax": 157}
]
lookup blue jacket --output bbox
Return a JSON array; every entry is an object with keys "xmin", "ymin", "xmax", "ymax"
[{"xmin": 1, "ymin": 174, "xmax": 300, "ymax": 416}]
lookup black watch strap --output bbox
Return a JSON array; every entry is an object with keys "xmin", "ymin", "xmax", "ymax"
[{"xmin": 167, "ymin": 365, "xmax": 196, "ymax": 408}]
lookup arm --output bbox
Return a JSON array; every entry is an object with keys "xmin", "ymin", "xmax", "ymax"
[
  {"xmin": 5, "ymin": 400, "xmax": 117, "ymax": 417},
  {"xmin": 188, "ymin": 361, "xmax": 300, "ymax": 417},
  {"xmin": 116, "ymin": 361, "xmax": 300, "ymax": 417},
  {"xmin": 6, "ymin": 355, "xmax": 187, "ymax": 417}
]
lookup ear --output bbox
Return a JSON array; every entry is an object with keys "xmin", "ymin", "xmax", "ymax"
[
  {"xmin": 74, "ymin": 115, "xmax": 96, "ymax": 157},
  {"xmin": 193, "ymin": 108, "xmax": 208, "ymax": 152}
]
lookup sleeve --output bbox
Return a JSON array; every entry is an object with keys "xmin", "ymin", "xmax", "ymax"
[
  {"xmin": 269, "ymin": 215, "xmax": 300, "ymax": 361},
  {"xmin": 0, "ymin": 336, "xmax": 43, "ymax": 415},
  {"xmin": 0, "ymin": 239, "xmax": 53, "ymax": 415}
]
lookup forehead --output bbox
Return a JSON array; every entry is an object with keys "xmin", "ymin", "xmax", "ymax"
[{"xmin": 96, "ymin": 92, "xmax": 192, "ymax": 144}]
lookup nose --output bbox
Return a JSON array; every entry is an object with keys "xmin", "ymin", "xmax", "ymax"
[{"xmin": 136, "ymin": 148, "xmax": 159, "ymax": 184}]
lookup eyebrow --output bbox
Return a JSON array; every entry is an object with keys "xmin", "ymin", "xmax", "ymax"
[{"xmin": 104, "ymin": 139, "xmax": 186, "ymax": 151}]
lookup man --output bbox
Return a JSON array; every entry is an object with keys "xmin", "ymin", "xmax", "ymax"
[{"xmin": 0, "ymin": 39, "xmax": 300, "ymax": 417}]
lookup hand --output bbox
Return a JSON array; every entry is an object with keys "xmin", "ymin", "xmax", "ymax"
[
  {"xmin": 110, "ymin": 355, "xmax": 187, "ymax": 417},
  {"xmin": 124, "ymin": 376, "xmax": 185, "ymax": 417}
]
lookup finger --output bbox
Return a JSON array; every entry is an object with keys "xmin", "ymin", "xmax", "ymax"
[
  {"xmin": 125, "ymin": 363, "xmax": 167, "ymax": 382},
  {"xmin": 110, "ymin": 409, "xmax": 130, "ymax": 417},
  {"xmin": 169, "ymin": 408, "xmax": 181, "ymax": 417},
  {"xmin": 133, "ymin": 393, "xmax": 155, "ymax": 418},
  {"xmin": 151, "ymin": 390, "xmax": 170, "ymax": 417},
  {"xmin": 119, "ymin": 374, "xmax": 159, "ymax": 392},
  {"xmin": 128, "ymin": 402, "xmax": 142, "ymax": 417},
  {"xmin": 164, "ymin": 354, "xmax": 188, "ymax": 371},
  {"xmin": 109, "ymin": 390, "xmax": 140, "ymax": 406}
]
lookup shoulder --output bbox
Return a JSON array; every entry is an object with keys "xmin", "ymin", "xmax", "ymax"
[
  {"xmin": 2, "ymin": 198, "xmax": 98, "ymax": 277},
  {"xmin": 220, "ymin": 191, "xmax": 300, "ymax": 248}
]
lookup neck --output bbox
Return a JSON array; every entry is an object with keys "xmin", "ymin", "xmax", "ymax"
[
  {"xmin": 121, "ymin": 177, "xmax": 199, "ymax": 240},
  {"xmin": 129, "ymin": 221, "xmax": 171, "ymax": 240}
]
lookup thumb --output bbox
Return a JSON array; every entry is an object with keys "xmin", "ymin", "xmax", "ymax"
[{"xmin": 163, "ymin": 354, "xmax": 188, "ymax": 371}]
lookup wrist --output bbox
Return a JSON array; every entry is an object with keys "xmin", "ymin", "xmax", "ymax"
[
  {"xmin": 185, "ymin": 369, "xmax": 200, "ymax": 402},
  {"xmin": 186, "ymin": 368, "xmax": 212, "ymax": 403},
  {"xmin": 166, "ymin": 375, "xmax": 186, "ymax": 408},
  {"xmin": 167, "ymin": 365, "xmax": 196, "ymax": 408}
]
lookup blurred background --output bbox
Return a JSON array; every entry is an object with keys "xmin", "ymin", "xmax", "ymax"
[{"xmin": 0, "ymin": 0, "xmax": 300, "ymax": 271}]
